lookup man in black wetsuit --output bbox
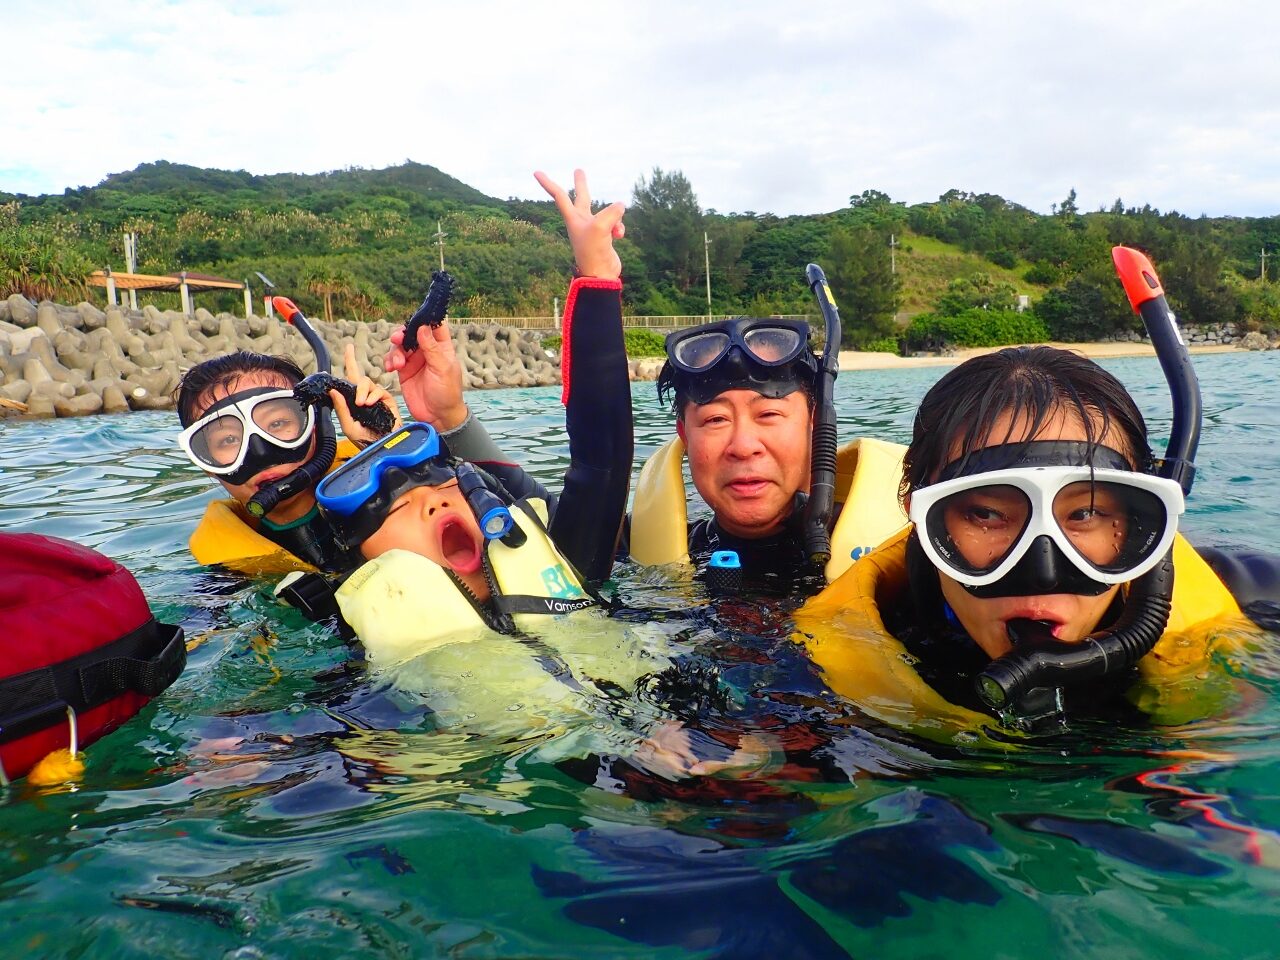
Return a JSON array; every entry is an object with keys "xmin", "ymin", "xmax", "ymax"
[
  {"xmin": 643, "ymin": 317, "xmax": 823, "ymax": 592},
  {"xmin": 422, "ymin": 315, "xmax": 826, "ymax": 594}
]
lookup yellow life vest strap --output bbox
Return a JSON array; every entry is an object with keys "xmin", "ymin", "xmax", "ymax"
[
  {"xmin": 629, "ymin": 436, "xmax": 691, "ymax": 567},
  {"xmin": 490, "ymin": 499, "xmax": 602, "ymax": 617}
]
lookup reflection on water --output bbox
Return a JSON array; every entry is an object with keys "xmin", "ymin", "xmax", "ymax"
[{"xmin": 0, "ymin": 353, "xmax": 1277, "ymax": 959}]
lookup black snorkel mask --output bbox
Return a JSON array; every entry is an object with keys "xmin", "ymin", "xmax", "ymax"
[
  {"xmin": 965, "ymin": 247, "xmax": 1202, "ymax": 728},
  {"xmin": 657, "ymin": 316, "xmax": 818, "ymax": 406}
]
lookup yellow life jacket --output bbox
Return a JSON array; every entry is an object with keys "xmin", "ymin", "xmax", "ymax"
[
  {"xmin": 335, "ymin": 498, "xmax": 596, "ymax": 666},
  {"xmin": 793, "ymin": 526, "xmax": 1258, "ymax": 743},
  {"xmin": 629, "ymin": 435, "xmax": 910, "ymax": 582},
  {"xmin": 335, "ymin": 499, "xmax": 675, "ymax": 738},
  {"xmin": 188, "ymin": 438, "xmax": 360, "ymax": 575}
]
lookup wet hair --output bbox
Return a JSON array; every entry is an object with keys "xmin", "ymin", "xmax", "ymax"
[
  {"xmin": 899, "ymin": 346, "xmax": 1154, "ymax": 638},
  {"xmin": 900, "ymin": 345, "xmax": 1154, "ymax": 505},
  {"xmin": 175, "ymin": 351, "xmax": 305, "ymax": 427}
]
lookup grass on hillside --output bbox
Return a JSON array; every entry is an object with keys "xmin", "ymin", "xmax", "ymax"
[{"xmin": 896, "ymin": 231, "xmax": 1049, "ymax": 321}]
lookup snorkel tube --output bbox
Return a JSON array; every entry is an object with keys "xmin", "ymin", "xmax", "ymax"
[
  {"xmin": 802, "ymin": 263, "xmax": 842, "ymax": 569},
  {"xmin": 246, "ymin": 297, "xmax": 338, "ymax": 518},
  {"xmin": 975, "ymin": 247, "xmax": 1197, "ymax": 723},
  {"xmin": 1111, "ymin": 246, "xmax": 1200, "ymax": 494}
]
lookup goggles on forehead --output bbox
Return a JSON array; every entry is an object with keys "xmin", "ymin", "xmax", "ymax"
[
  {"xmin": 178, "ymin": 387, "xmax": 315, "ymax": 477},
  {"xmin": 668, "ymin": 317, "xmax": 811, "ymax": 372},
  {"xmin": 909, "ymin": 442, "xmax": 1185, "ymax": 590},
  {"xmin": 315, "ymin": 421, "xmax": 459, "ymax": 549},
  {"xmin": 660, "ymin": 317, "xmax": 817, "ymax": 405}
]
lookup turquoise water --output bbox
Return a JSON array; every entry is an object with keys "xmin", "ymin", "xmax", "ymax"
[{"xmin": 1, "ymin": 352, "xmax": 1278, "ymax": 959}]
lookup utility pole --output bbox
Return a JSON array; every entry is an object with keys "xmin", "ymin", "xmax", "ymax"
[
  {"xmin": 704, "ymin": 231, "xmax": 712, "ymax": 320},
  {"xmin": 434, "ymin": 221, "xmax": 448, "ymax": 271},
  {"xmin": 889, "ymin": 233, "xmax": 899, "ymax": 274},
  {"xmin": 123, "ymin": 231, "xmax": 139, "ymax": 309},
  {"xmin": 1261, "ymin": 247, "xmax": 1269, "ymax": 281}
]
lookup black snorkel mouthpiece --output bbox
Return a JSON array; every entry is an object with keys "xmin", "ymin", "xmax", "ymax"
[
  {"xmin": 455, "ymin": 461, "xmax": 525, "ymax": 547},
  {"xmin": 976, "ymin": 550, "xmax": 1175, "ymax": 722},
  {"xmin": 802, "ymin": 263, "xmax": 841, "ymax": 570},
  {"xmin": 247, "ymin": 297, "xmax": 339, "ymax": 518},
  {"xmin": 974, "ymin": 249, "xmax": 1195, "ymax": 724}
]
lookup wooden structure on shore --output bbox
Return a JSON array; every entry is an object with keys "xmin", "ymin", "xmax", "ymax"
[{"xmin": 87, "ymin": 269, "xmax": 252, "ymax": 317}]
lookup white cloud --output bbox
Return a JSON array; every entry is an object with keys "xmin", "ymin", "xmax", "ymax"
[{"xmin": 4, "ymin": 0, "xmax": 1280, "ymax": 216}]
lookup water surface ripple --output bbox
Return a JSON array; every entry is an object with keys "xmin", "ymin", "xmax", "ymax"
[{"xmin": 1, "ymin": 353, "xmax": 1276, "ymax": 959}]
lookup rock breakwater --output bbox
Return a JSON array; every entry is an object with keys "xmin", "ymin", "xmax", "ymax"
[{"xmin": 0, "ymin": 295, "xmax": 564, "ymax": 419}]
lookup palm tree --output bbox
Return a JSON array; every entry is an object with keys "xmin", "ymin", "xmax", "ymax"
[{"xmin": 307, "ymin": 267, "xmax": 354, "ymax": 324}]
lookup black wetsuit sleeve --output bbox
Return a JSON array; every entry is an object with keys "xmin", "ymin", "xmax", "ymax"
[{"xmin": 546, "ymin": 278, "xmax": 633, "ymax": 584}]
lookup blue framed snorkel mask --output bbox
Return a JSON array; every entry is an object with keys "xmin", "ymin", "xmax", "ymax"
[{"xmin": 316, "ymin": 422, "xmax": 516, "ymax": 552}]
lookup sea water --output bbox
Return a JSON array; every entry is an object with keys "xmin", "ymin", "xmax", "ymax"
[{"xmin": 0, "ymin": 352, "xmax": 1276, "ymax": 959}]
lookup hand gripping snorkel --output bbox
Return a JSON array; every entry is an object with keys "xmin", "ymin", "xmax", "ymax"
[
  {"xmin": 245, "ymin": 297, "xmax": 340, "ymax": 518},
  {"xmin": 802, "ymin": 263, "xmax": 842, "ymax": 568},
  {"xmin": 974, "ymin": 247, "xmax": 1199, "ymax": 724}
]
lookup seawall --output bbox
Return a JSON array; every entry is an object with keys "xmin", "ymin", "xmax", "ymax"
[{"xmin": 0, "ymin": 295, "xmax": 572, "ymax": 419}]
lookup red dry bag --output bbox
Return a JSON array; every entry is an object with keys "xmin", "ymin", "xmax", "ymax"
[{"xmin": 0, "ymin": 533, "xmax": 185, "ymax": 782}]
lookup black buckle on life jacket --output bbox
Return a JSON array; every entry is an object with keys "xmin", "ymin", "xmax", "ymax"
[{"xmin": 274, "ymin": 572, "xmax": 353, "ymax": 639}]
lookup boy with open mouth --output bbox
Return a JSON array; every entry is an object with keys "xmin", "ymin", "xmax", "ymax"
[{"xmin": 315, "ymin": 168, "xmax": 632, "ymax": 655}]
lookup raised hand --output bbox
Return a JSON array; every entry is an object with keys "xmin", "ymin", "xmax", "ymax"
[
  {"xmin": 383, "ymin": 318, "xmax": 469, "ymax": 431},
  {"xmin": 329, "ymin": 342, "xmax": 402, "ymax": 447},
  {"xmin": 534, "ymin": 169, "xmax": 625, "ymax": 281}
]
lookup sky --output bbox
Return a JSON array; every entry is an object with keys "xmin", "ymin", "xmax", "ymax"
[{"xmin": 3, "ymin": 0, "xmax": 1279, "ymax": 218}]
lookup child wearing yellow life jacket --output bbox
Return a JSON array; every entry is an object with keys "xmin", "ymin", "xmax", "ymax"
[
  {"xmin": 797, "ymin": 248, "xmax": 1276, "ymax": 738},
  {"xmin": 309, "ymin": 170, "xmax": 671, "ymax": 738}
]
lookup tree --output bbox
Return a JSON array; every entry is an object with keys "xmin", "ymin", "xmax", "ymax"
[
  {"xmin": 847, "ymin": 189, "xmax": 907, "ymax": 232},
  {"xmin": 1161, "ymin": 234, "xmax": 1241, "ymax": 327},
  {"xmin": 627, "ymin": 168, "xmax": 704, "ymax": 292},
  {"xmin": 936, "ymin": 273, "xmax": 1017, "ymax": 314},
  {"xmin": 826, "ymin": 226, "xmax": 901, "ymax": 348},
  {"xmin": 306, "ymin": 267, "xmax": 353, "ymax": 323},
  {"xmin": 1035, "ymin": 274, "xmax": 1132, "ymax": 341}
]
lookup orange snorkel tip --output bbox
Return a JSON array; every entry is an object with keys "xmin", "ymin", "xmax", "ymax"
[
  {"xmin": 271, "ymin": 296, "xmax": 302, "ymax": 324},
  {"xmin": 1112, "ymin": 246, "xmax": 1165, "ymax": 311}
]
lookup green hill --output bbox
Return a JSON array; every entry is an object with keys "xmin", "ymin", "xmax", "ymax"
[
  {"xmin": 895, "ymin": 232, "xmax": 1048, "ymax": 319},
  {"xmin": 2, "ymin": 162, "xmax": 1277, "ymax": 345}
]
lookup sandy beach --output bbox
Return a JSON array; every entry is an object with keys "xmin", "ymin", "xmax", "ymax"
[{"xmin": 838, "ymin": 341, "xmax": 1241, "ymax": 371}]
